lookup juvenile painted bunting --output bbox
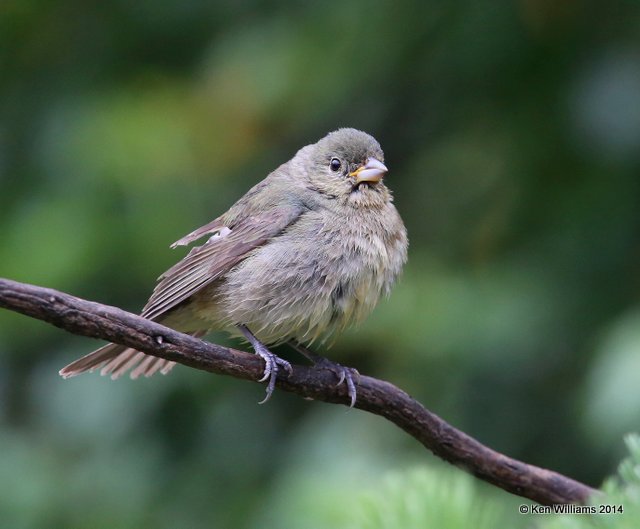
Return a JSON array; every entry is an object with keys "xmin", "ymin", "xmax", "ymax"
[{"xmin": 60, "ymin": 128, "xmax": 408, "ymax": 405}]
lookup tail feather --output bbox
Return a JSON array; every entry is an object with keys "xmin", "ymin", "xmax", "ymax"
[
  {"xmin": 59, "ymin": 330, "xmax": 206, "ymax": 380},
  {"xmin": 102, "ymin": 350, "xmax": 145, "ymax": 378},
  {"xmin": 59, "ymin": 343, "xmax": 177, "ymax": 380}
]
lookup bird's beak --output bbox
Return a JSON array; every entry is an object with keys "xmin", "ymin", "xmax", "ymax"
[{"xmin": 349, "ymin": 157, "xmax": 388, "ymax": 184}]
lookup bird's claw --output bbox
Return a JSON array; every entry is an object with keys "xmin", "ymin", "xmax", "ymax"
[
  {"xmin": 254, "ymin": 344, "xmax": 292, "ymax": 404},
  {"xmin": 238, "ymin": 325, "xmax": 293, "ymax": 404},
  {"xmin": 343, "ymin": 367, "xmax": 359, "ymax": 408},
  {"xmin": 314, "ymin": 357, "xmax": 360, "ymax": 408},
  {"xmin": 287, "ymin": 341, "xmax": 360, "ymax": 407}
]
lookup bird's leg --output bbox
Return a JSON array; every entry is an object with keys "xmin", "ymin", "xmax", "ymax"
[
  {"xmin": 288, "ymin": 341, "xmax": 359, "ymax": 408},
  {"xmin": 238, "ymin": 325, "xmax": 292, "ymax": 404}
]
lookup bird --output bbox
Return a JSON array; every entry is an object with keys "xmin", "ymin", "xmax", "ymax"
[{"xmin": 60, "ymin": 128, "xmax": 408, "ymax": 405}]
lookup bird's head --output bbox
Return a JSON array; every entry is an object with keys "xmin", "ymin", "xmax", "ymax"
[{"xmin": 303, "ymin": 128, "xmax": 391, "ymax": 207}]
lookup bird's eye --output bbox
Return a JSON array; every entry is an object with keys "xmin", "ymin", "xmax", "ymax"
[{"xmin": 329, "ymin": 158, "xmax": 341, "ymax": 172}]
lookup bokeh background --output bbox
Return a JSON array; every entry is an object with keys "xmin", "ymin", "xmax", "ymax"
[{"xmin": 1, "ymin": 1, "xmax": 640, "ymax": 527}]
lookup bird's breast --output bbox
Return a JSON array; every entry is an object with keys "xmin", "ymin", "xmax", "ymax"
[{"xmin": 211, "ymin": 205, "xmax": 407, "ymax": 344}]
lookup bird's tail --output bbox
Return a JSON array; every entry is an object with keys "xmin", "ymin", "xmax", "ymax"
[{"xmin": 59, "ymin": 330, "xmax": 206, "ymax": 380}]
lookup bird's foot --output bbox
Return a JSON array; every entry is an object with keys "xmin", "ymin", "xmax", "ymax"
[
  {"xmin": 253, "ymin": 342, "xmax": 292, "ymax": 404},
  {"xmin": 314, "ymin": 357, "xmax": 360, "ymax": 408},
  {"xmin": 239, "ymin": 325, "xmax": 292, "ymax": 404},
  {"xmin": 289, "ymin": 342, "xmax": 359, "ymax": 407}
]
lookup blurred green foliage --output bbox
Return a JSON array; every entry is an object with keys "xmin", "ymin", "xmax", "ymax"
[{"xmin": 1, "ymin": 1, "xmax": 640, "ymax": 527}]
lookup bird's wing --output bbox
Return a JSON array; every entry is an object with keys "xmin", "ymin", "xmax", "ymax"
[
  {"xmin": 140, "ymin": 205, "xmax": 303, "ymax": 321},
  {"xmin": 170, "ymin": 217, "xmax": 226, "ymax": 248}
]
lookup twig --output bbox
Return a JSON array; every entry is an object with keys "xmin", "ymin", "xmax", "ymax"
[{"xmin": 0, "ymin": 277, "xmax": 598, "ymax": 505}]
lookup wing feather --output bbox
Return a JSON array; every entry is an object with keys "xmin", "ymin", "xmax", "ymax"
[
  {"xmin": 170, "ymin": 218, "xmax": 226, "ymax": 248},
  {"xmin": 140, "ymin": 205, "xmax": 303, "ymax": 321}
]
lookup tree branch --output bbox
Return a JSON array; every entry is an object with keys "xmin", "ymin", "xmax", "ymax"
[{"xmin": 0, "ymin": 277, "xmax": 598, "ymax": 505}]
